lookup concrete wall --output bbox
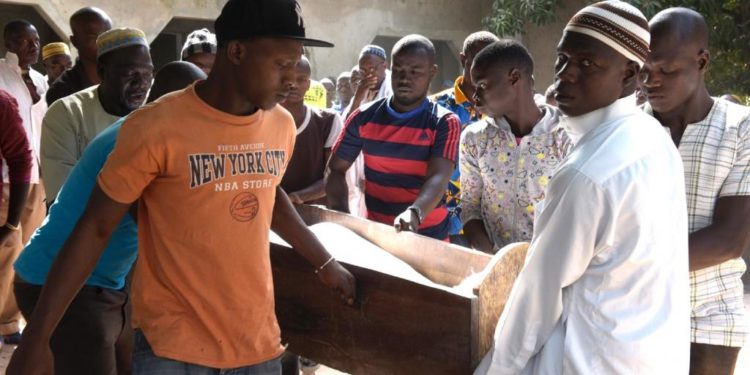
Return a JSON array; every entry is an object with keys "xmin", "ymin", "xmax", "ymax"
[
  {"xmin": 0, "ymin": 0, "xmax": 224, "ymax": 45},
  {"xmin": 2, "ymin": 0, "xmax": 594, "ymax": 94},
  {"xmin": 299, "ymin": 0, "xmax": 489, "ymax": 81},
  {"xmin": 1, "ymin": 0, "xmax": 492, "ymax": 85}
]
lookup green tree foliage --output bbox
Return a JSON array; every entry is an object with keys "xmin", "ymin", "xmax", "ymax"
[
  {"xmin": 631, "ymin": 0, "xmax": 750, "ymax": 97},
  {"xmin": 483, "ymin": 0, "xmax": 750, "ymax": 96},
  {"xmin": 483, "ymin": 0, "xmax": 565, "ymax": 36}
]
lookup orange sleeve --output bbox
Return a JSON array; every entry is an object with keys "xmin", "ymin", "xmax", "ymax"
[{"xmin": 97, "ymin": 112, "xmax": 164, "ymax": 204}]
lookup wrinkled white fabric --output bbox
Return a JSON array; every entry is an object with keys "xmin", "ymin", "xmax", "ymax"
[{"xmin": 476, "ymin": 97, "xmax": 690, "ymax": 374}]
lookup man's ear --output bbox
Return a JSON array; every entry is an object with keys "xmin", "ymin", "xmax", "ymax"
[
  {"xmin": 509, "ymin": 68, "xmax": 522, "ymax": 86},
  {"xmin": 96, "ymin": 60, "xmax": 106, "ymax": 82},
  {"xmin": 622, "ymin": 60, "xmax": 639, "ymax": 94},
  {"xmin": 225, "ymin": 40, "xmax": 246, "ymax": 65},
  {"xmin": 69, "ymin": 34, "xmax": 79, "ymax": 50},
  {"xmin": 697, "ymin": 48, "xmax": 710, "ymax": 73},
  {"xmin": 459, "ymin": 52, "xmax": 467, "ymax": 68},
  {"xmin": 430, "ymin": 63, "xmax": 438, "ymax": 79}
]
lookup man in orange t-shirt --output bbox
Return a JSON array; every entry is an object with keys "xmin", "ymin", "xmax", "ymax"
[{"xmin": 8, "ymin": 1, "xmax": 355, "ymax": 374}]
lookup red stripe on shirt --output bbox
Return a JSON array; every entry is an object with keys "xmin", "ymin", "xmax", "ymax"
[
  {"xmin": 368, "ymin": 207, "xmax": 449, "ymax": 229},
  {"xmin": 365, "ymin": 180, "xmax": 420, "ymax": 203},
  {"xmin": 442, "ymin": 116, "xmax": 461, "ymax": 161},
  {"xmin": 363, "ymin": 153, "xmax": 428, "ymax": 175},
  {"xmin": 359, "ymin": 123, "xmax": 435, "ymax": 146}
]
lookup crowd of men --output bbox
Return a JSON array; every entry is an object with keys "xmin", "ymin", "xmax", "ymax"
[{"xmin": 0, "ymin": 0, "xmax": 747, "ymax": 374}]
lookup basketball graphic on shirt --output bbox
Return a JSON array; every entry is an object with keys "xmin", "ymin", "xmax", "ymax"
[{"xmin": 230, "ymin": 192, "xmax": 260, "ymax": 222}]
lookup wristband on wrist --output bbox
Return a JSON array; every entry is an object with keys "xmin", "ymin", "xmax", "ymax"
[
  {"xmin": 314, "ymin": 256, "xmax": 335, "ymax": 274},
  {"xmin": 4, "ymin": 222, "xmax": 20, "ymax": 231}
]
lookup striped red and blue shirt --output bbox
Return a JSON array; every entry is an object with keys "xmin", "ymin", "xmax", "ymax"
[{"xmin": 333, "ymin": 97, "xmax": 461, "ymax": 240}]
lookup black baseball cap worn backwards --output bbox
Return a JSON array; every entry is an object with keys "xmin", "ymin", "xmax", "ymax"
[{"xmin": 215, "ymin": 0, "xmax": 334, "ymax": 48}]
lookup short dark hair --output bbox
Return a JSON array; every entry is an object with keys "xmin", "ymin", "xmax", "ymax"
[
  {"xmin": 69, "ymin": 7, "xmax": 111, "ymax": 30},
  {"xmin": 462, "ymin": 31, "xmax": 499, "ymax": 54},
  {"xmin": 3, "ymin": 20, "xmax": 34, "ymax": 41},
  {"xmin": 392, "ymin": 34, "xmax": 435, "ymax": 60},
  {"xmin": 473, "ymin": 39, "xmax": 535, "ymax": 76},
  {"xmin": 148, "ymin": 61, "xmax": 207, "ymax": 103}
]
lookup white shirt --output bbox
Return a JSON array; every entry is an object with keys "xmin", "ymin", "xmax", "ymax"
[
  {"xmin": 0, "ymin": 52, "xmax": 48, "ymax": 184},
  {"xmin": 475, "ymin": 97, "xmax": 690, "ymax": 374}
]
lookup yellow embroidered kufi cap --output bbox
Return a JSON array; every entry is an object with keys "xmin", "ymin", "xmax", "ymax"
[
  {"xmin": 96, "ymin": 27, "xmax": 149, "ymax": 59},
  {"xmin": 41, "ymin": 42, "xmax": 70, "ymax": 60}
]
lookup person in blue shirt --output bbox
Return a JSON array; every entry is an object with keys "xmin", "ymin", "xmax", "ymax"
[
  {"xmin": 12, "ymin": 61, "xmax": 206, "ymax": 375},
  {"xmin": 430, "ymin": 31, "xmax": 498, "ymax": 245}
]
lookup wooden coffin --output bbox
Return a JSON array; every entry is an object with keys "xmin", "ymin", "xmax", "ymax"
[{"xmin": 270, "ymin": 205, "xmax": 528, "ymax": 374}]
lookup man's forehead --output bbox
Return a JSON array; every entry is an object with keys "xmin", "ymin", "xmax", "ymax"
[
  {"xmin": 466, "ymin": 42, "xmax": 493, "ymax": 59},
  {"xmin": 48, "ymin": 54, "xmax": 71, "ymax": 62},
  {"xmin": 359, "ymin": 54, "xmax": 384, "ymax": 65},
  {"xmin": 105, "ymin": 46, "xmax": 152, "ymax": 66},
  {"xmin": 72, "ymin": 17, "xmax": 110, "ymax": 33},
  {"xmin": 247, "ymin": 37, "xmax": 303, "ymax": 56},
  {"xmin": 294, "ymin": 63, "xmax": 311, "ymax": 75},
  {"xmin": 11, "ymin": 25, "xmax": 38, "ymax": 39},
  {"xmin": 558, "ymin": 32, "xmax": 616, "ymax": 59},
  {"xmin": 471, "ymin": 62, "xmax": 505, "ymax": 81},
  {"xmin": 649, "ymin": 31, "xmax": 702, "ymax": 61},
  {"xmin": 393, "ymin": 51, "xmax": 431, "ymax": 63},
  {"xmin": 645, "ymin": 47, "xmax": 693, "ymax": 65}
]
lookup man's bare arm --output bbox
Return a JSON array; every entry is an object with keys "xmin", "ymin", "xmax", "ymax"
[
  {"xmin": 325, "ymin": 155, "xmax": 353, "ymax": 213},
  {"xmin": 394, "ymin": 157, "xmax": 454, "ymax": 232},
  {"xmin": 272, "ymin": 186, "xmax": 355, "ymax": 302},
  {"xmin": 463, "ymin": 219, "xmax": 494, "ymax": 253},
  {"xmin": 289, "ymin": 150, "xmax": 332, "ymax": 203},
  {"xmin": 0, "ymin": 182, "xmax": 30, "ymax": 246},
  {"xmin": 8, "ymin": 185, "xmax": 130, "ymax": 374},
  {"xmin": 689, "ymin": 196, "xmax": 750, "ymax": 271}
]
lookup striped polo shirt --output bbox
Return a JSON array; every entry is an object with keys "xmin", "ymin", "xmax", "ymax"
[{"xmin": 333, "ymin": 97, "xmax": 461, "ymax": 239}]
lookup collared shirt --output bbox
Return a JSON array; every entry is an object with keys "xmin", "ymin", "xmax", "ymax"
[
  {"xmin": 0, "ymin": 52, "xmax": 48, "ymax": 184},
  {"xmin": 41, "ymin": 85, "xmax": 120, "ymax": 201},
  {"xmin": 645, "ymin": 99, "xmax": 750, "ymax": 347},
  {"xmin": 432, "ymin": 76, "xmax": 481, "ymax": 125},
  {"xmin": 432, "ymin": 76, "xmax": 483, "ymax": 236},
  {"xmin": 45, "ymin": 59, "xmax": 92, "ymax": 106},
  {"xmin": 476, "ymin": 97, "xmax": 690, "ymax": 374},
  {"xmin": 460, "ymin": 105, "xmax": 571, "ymax": 248}
]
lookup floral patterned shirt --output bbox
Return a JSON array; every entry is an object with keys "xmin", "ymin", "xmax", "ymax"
[{"xmin": 460, "ymin": 105, "xmax": 572, "ymax": 249}]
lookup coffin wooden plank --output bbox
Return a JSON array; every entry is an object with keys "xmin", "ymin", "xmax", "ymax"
[
  {"xmin": 271, "ymin": 205, "xmax": 530, "ymax": 374},
  {"xmin": 472, "ymin": 242, "xmax": 529, "ymax": 367},
  {"xmin": 296, "ymin": 205, "xmax": 492, "ymax": 286},
  {"xmin": 271, "ymin": 243, "xmax": 475, "ymax": 374}
]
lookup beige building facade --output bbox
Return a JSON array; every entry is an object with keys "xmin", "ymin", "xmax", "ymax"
[{"xmin": 0, "ymin": 0, "xmax": 589, "ymax": 93}]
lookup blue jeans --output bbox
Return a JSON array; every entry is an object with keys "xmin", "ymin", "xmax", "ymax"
[{"xmin": 133, "ymin": 330, "xmax": 281, "ymax": 375}]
